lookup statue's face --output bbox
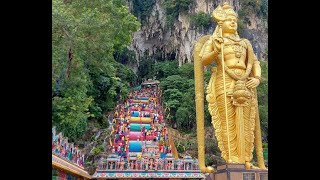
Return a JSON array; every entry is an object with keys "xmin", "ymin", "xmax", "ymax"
[{"xmin": 222, "ymin": 15, "xmax": 237, "ymax": 33}]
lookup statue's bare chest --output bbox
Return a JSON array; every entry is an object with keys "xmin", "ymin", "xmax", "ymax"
[{"xmin": 223, "ymin": 38, "xmax": 247, "ymax": 58}]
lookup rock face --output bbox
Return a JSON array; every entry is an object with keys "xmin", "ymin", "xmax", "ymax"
[{"xmin": 127, "ymin": 0, "xmax": 267, "ymax": 69}]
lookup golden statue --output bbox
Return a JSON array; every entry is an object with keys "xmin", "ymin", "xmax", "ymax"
[{"xmin": 193, "ymin": 2, "xmax": 267, "ymax": 172}]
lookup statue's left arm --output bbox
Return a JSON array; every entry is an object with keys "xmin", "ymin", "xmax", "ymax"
[
  {"xmin": 252, "ymin": 60, "xmax": 261, "ymax": 82},
  {"xmin": 245, "ymin": 39, "xmax": 261, "ymax": 88}
]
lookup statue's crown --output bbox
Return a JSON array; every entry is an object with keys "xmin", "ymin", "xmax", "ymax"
[{"xmin": 212, "ymin": 2, "xmax": 237, "ymax": 22}]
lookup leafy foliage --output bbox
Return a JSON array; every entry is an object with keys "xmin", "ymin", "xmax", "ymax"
[
  {"xmin": 236, "ymin": 18, "xmax": 247, "ymax": 37},
  {"xmin": 236, "ymin": 0, "xmax": 268, "ymax": 36},
  {"xmin": 190, "ymin": 12, "xmax": 212, "ymax": 31},
  {"xmin": 131, "ymin": 0, "xmax": 156, "ymax": 25},
  {"xmin": 257, "ymin": 61, "xmax": 268, "ymax": 141},
  {"xmin": 52, "ymin": 0, "xmax": 140, "ymax": 141},
  {"xmin": 238, "ymin": 0, "xmax": 268, "ymax": 26},
  {"xmin": 260, "ymin": 0, "xmax": 268, "ymax": 18},
  {"xmin": 163, "ymin": 0, "xmax": 195, "ymax": 28},
  {"xmin": 156, "ymin": 62, "xmax": 208, "ymax": 130},
  {"xmin": 114, "ymin": 47, "xmax": 137, "ymax": 65},
  {"xmin": 92, "ymin": 145, "xmax": 105, "ymax": 155},
  {"xmin": 137, "ymin": 53, "xmax": 155, "ymax": 82}
]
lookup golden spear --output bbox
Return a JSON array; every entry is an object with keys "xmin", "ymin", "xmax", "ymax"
[{"xmin": 218, "ymin": 24, "xmax": 232, "ymax": 163}]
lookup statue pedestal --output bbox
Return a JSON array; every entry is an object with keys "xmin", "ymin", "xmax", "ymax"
[{"xmin": 209, "ymin": 164, "xmax": 268, "ymax": 180}]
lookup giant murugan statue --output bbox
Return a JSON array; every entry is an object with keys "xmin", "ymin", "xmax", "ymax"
[{"xmin": 193, "ymin": 2, "xmax": 267, "ymax": 172}]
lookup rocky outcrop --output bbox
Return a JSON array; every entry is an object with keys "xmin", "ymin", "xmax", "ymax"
[{"xmin": 128, "ymin": 0, "xmax": 267, "ymax": 69}]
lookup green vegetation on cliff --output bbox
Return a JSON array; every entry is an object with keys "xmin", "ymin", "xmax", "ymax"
[
  {"xmin": 131, "ymin": 0, "xmax": 156, "ymax": 25},
  {"xmin": 257, "ymin": 61, "xmax": 268, "ymax": 139},
  {"xmin": 163, "ymin": 0, "xmax": 195, "ymax": 27},
  {"xmin": 52, "ymin": 0, "xmax": 140, "ymax": 141},
  {"xmin": 190, "ymin": 12, "xmax": 212, "ymax": 31},
  {"xmin": 237, "ymin": 0, "xmax": 268, "ymax": 35}
]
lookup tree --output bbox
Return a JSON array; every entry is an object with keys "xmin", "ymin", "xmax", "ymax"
[{"xmin": 52, "ymin": 0, "xmax": 140, "ymax": 140}]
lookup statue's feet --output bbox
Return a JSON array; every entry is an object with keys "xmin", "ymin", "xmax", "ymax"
[
  {"xmin": 200, "ymin": 166, "xmax": 214, "ymax": 173},
  {"xmin": 258, "ymin": 164, "xmax": 268, "ymax": 170},
  {"xmin": 245, "ymin": 162, "xmax": 259, "ymax": 170},
  {"xmin": 227, "ymin": 159, "xmax": 238, "ymax": 164},
  {"xmin": 245, "ymin": 162, "xmax": 267, "ymax": 170},
  {"xmin": 245, "ymin": 162, "xmax": 251, "ymax": 169},
  {"xmin": 206, "ymin": 166, "xmax": 214, "ymax": 173}
]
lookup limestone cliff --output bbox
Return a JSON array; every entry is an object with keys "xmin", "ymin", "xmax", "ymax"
[{"xmin": 127, "ymin": 0, "xmax": 268, "ymax": 68}]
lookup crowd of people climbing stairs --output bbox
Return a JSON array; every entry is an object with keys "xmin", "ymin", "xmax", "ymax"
[
  {"xmin": 97, "ymin": 82, "xmax": 200, "ymax": 172},
  {"xmin": 109, "ymin": 84, "xmax": 173, "ymax": 160}
]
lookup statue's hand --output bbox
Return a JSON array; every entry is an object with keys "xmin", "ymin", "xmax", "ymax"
[
  {"xmin": 246, "ymin": 77, "xmax": 260, "ymax": 89},
  {"xmin": 213, "ymin": 37, "xmax": 224, "ymax": 52}
]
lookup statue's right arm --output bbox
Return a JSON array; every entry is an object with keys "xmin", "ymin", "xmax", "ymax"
[{"xmin": 200, "ymin": 39, "xmax": 219, "ymax": 66}]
